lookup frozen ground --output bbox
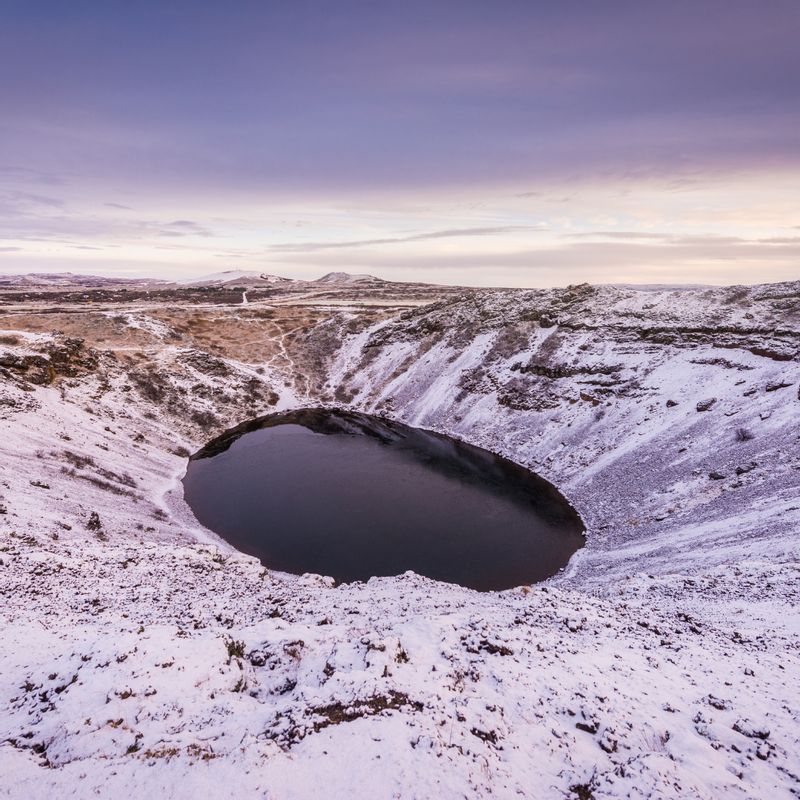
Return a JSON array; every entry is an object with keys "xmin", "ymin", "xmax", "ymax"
[{"xmin": 0, "ymin": 279, "xmax": 798, "ymax": 798}]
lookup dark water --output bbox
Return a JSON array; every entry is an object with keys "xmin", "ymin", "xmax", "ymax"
[{"xmin": 182, "ymin": 409, "xmax": 584, "ymax": 591}]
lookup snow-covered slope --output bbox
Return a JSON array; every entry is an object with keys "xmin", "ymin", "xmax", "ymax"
[{"xmin": 0, "ymin": 281, "xmax": 798, "ymax": 799}]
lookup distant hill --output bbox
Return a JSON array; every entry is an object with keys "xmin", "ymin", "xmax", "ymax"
[
  {"xmin": 176, "ymin": 270, "xmax": 296, "ymax": 288},
  {"xmin": 314, "ymin": 271, "xmax": 381, "ymax": 284}
]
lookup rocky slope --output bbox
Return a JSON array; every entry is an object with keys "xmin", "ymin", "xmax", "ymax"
[
  {"xmin": 0, "ymin": 280, "xmax": 798, "ymax": 799},
  {"xmin": 328, "ymin": 282, "xmax": 800, "ymax": 585}
]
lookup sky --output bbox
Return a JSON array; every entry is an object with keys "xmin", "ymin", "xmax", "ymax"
[{"xmin": 1, "ymin": 0, "xmax": 799, "ymax": 287}]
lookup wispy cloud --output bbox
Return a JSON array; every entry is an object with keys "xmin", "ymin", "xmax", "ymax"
[
  {"xmin": 0, "ymin": 166, "xmax": 66, "ymax": 187},
  {"xmin": 564, "ymin": 231, "xmax": 670, "ymax": 241},
  {"xmin": 157, "ymin": 220, "xmax": 215, "ymax": 238},
  {"xmin": 268, "ymin": 225, "xmax": 544, "ymax": 253},
  {"xmin": 564, "ymin": 232, "xmax": 800, "ymax": 247},
  {"xmin": 0, "ymin": 190, "xmax": 64, "ymax": 216},
  {"xmin": 759, "ymin": 236, "xmax": 800, "ymax": 244}
]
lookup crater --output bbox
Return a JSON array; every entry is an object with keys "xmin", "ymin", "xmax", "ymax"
[{"xmin": 183, "ymin": 408, "xmax": 585, "ymax": 591}]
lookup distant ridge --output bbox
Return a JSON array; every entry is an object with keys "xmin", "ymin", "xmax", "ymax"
[{"xmin": 0, "ymin": 272, "xmax": 166, "ymax": 287}]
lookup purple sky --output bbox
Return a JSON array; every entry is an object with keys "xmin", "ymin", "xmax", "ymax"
[{"xmin": 1, "ymin": 1, "xmax": 799, "ymax": 285}]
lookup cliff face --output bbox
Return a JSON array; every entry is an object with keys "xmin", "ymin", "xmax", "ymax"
[{"xmin": 0, "ymin": 280, "xmax": 798, "ymax": 799}]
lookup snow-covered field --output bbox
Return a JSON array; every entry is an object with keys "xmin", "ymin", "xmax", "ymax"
[{"xmin": 0, "ymin": 280, "xmax": 798, "ymax": 798}]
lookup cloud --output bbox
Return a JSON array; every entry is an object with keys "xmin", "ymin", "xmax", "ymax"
[
  {"xmin": 564, "ymin": 231, "xmax": 670, "ymax": 241},
  {"xmin": 515, "ymin": 191, "xmax": 573, "ymax": 203},
  {"xmin": 0, "ymin": 246, "xmax": 22, "ymax": 252},
  {"xmin": 0, "ymin": 200, "xmax": 218, "ymax": 245},
  {"xmin": 671, "ymin": 235, "xmax": 747, "ymax": 247},
  {"xmin": 563, "ymin": 232, "xmax": 800, "ymax": 247},
  {"xmin": 12, "ymin": 191, "xmax": 64, "ymax": 208},
  {"xmin": 157, "ymin": 219, "xmax": 214, "ymax": 238},
  {"xmin": 268, "ymin": 225, "xmax": 544, "ymax": 253},
  {"xmin": 0, "ymin": 190, "xmax": 64, "ymax": 215},
  {"xmin": 0, "ymin": 166, "xmax": 65, "ymax": 186},
  {"xmin": 2, "ymin": 2, "xmax": 799, "ymax": 204}
]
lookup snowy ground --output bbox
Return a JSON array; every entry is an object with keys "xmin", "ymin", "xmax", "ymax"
[{"xmin": 0, "ymin": 280, "xmax": 798, "ymax": 798}]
